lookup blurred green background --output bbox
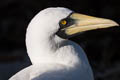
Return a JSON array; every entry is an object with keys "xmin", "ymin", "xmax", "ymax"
[{"xmin": 0, "ymin": 0, "xmax": 120, "ymax": 80}]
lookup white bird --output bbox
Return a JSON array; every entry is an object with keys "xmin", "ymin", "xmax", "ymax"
[{"xmin": 9, "ymin": 7, "xmax": 118, "ymax": 80}]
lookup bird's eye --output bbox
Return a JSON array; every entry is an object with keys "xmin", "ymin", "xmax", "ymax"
[
  {"xmin": 59, "ymin": 18, "xmax": 74, "ymax": 29},
  {"xmin": 61, "ymin": 20, "xmax": 67, "ymax": 25}
]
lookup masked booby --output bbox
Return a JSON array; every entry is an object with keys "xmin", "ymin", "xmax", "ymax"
[{"xmin": 9, "ymin": 7, "xmax": 119, "ymax": 80}]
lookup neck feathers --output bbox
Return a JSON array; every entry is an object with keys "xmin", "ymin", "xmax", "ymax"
[{"xmin": 26, "ymin": 27, "xmax": 80, "ymax": 67}]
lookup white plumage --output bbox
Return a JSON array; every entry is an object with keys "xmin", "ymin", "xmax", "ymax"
[{"xmin": 9, "ymin": 7, "xmax": 118, "ymax": 80}]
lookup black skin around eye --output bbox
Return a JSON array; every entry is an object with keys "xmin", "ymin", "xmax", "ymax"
[
  {"xmin": 56, "ymin": 12, "xmax": 76, "ymax": 39},
  {"xmin": 59, "ymin": 17, "xmax": 75, "ymax": 29}
]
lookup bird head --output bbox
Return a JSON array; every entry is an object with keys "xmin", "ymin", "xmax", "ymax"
[
  {"xmin": 26, "ymin": 7, "xmax": 119, "ymax": 64},
  {"xmin": 27, "ymin": 7, "xmax": 119, "ymax": 39}
]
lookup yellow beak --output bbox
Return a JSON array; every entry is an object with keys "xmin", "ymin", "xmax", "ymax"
[{"xmin": 65, "ymin": 13, "xmax": 119, "ymax": 35}]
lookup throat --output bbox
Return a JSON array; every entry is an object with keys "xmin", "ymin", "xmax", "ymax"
[{"xmin": 26, "ymin": 34, "xmax": 64, "ymax": 64}]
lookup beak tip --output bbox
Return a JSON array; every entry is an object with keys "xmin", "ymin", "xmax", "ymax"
[
  {"xmin": 115, "ymin": 23, "xmax": 119, "ymax": 26},
  {"xmin": 112, "ymin": 21, "xmax": 119, "ymax": 27},
  {"xmin": 106, "ymin": 19, "xmax": 119, "ymax": 27}
]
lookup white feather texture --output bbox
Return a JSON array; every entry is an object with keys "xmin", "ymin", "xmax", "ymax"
[{"xmin": 9, "ymin": 7, "xmax": 94, "ymax": 80}]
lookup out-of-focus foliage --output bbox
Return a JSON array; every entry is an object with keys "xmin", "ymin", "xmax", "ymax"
[{"xmin": 0, "ymin": 0, "xmax": 120, "ymax": 80}]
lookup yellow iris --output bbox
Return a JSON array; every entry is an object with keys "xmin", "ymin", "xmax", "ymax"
[{"xmin": 61, "ymin": 20, "xmax": 67, "ymax": 25}]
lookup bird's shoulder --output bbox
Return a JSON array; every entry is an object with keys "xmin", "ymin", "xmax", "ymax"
[
  {"xmin": 9, "ymin": 63, "xmax": 94, "ymax": 80},
  {"xmin": 9, "ymin": 63, "xmax": 69, "ymax": 80},
  {"xmin": 31, "ymin": 63, "xmax": 94, "ymax": 80},
  {"xmin": 9, "ymin": 65, "xmax": 32, "ymax": 80}
]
